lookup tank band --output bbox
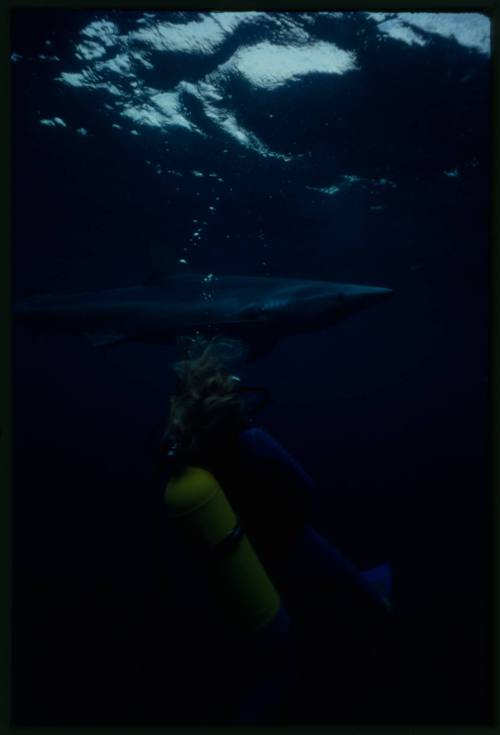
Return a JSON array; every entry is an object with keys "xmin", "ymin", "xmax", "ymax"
[{"xmin": 208, "ymin": 519, "xmax": 244, "ymax": 562}]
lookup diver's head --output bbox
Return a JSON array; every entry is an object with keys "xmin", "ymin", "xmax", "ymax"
[{"xmin": 164, "ymin": 336, "xmax": 268, "ymax": 466}]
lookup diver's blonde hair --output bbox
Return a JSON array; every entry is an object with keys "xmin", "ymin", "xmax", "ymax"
[{"xmin": 166, "ymin": 337, "xmax": 246, "ymax": 460}]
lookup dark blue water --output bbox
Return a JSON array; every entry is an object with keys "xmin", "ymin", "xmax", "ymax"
[{"xmin": 11, "ymin": 10, "xmax": 491, "ymax": 725}]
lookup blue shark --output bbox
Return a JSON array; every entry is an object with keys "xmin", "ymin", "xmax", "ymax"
[{"xmin": 12, "ymin": 274, "xmax": 393, "ymax": 357}]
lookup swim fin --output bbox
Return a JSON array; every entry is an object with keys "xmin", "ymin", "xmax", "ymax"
[{"xmin": 360, "ymin": 562, "xmax": 393, "ymax": 613}]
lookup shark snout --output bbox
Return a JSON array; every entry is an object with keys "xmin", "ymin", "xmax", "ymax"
[
  {"xmin": 324, "ymin": 284, "xmax": 394, "ymax": 321},
  {"xmin": 360, "ymin": 286, "xmax": 394, "ymax": 303},
  {"xmin": 332, "ymin": 284, "xmax": 394, "ymax": 306}
]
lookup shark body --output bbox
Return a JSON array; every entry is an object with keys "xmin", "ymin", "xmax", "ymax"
[{"xmin": 12, "ymin": 274, "xmax": 393, "ymax": 357}]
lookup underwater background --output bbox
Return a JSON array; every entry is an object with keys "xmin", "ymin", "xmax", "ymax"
[{"xmin": 11, "ymin": 9, "xmax": 491, "ymax": 725}]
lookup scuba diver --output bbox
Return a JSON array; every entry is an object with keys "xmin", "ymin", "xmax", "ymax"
[{"xmin": 160, "ymin": 336, "xmax": 396, "ymax": 725}]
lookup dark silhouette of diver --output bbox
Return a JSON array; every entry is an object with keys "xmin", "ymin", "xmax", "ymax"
[{"xmin": 160, "ymin": 337, "xmax": 396, "ymax": 725}]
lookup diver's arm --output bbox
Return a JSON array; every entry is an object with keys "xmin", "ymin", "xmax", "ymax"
[{"xmin": 237, "ymin": 427, "xmax": 316, "ymax": 512}]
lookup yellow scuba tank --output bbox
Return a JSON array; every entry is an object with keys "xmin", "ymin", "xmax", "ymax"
[{"xmin": 165, "ymin": 466, "xmax": 281, "ymax": 632}]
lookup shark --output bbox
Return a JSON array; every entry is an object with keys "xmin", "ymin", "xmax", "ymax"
[{"xmin": 12, "ymin": 273, "xmax": 394, "ymax": 358}]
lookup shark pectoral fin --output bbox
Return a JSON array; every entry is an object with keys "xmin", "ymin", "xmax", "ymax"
[{"xmin": 85, "ymin": 333, "xmax": 126, "ymax": 349}]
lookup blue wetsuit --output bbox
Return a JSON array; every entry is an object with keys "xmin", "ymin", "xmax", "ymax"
[{"xmin": 205, "ymin": 427, "xmax": 394, "ymax": 723}]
